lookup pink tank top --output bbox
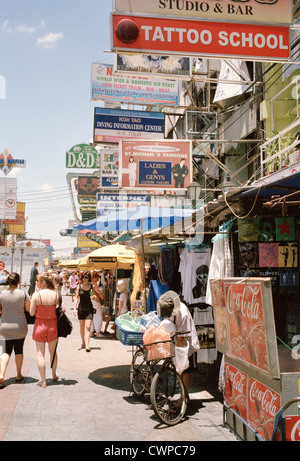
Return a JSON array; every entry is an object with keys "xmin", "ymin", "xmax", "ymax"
[{"xmin": 35, "ymin": 292, "xmax": 57, "ymax": 320}]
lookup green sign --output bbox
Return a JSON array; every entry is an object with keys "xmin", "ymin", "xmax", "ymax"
[{"xmin": 66, "ymin": 144, "xmax": 99, "ymax": 169}]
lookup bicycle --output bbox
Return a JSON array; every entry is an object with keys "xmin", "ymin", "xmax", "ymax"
[{"xmin": 130, "ymin": 333, "xmax": 189, "ymax": 426}]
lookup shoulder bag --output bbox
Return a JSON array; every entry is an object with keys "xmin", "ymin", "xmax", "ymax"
[
  {"xmin": 24, "ymin": 292, "xmax": 35, "ymax": 324},
  {"xmin": 56, "ymin": 291, "xmax": 73, "ymax": 338}
]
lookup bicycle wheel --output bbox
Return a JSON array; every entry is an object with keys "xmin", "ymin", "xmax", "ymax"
[
  {"xmin": 130, "ymin": 348, "xmax": 151, "ymax": 397},
  {"xmin": 150, "ymin": 366, "xmax": 187, "ymax": 426}
]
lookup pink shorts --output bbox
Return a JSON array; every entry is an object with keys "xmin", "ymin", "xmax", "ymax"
[{"xmin": 32, "ymin": 319, "xmax": 57, "ymax": 343}]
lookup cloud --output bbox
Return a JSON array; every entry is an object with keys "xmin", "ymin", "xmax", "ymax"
[
  {"xmin": 1, "ymin": 20, "xmax": 13, "ymax": 33},
  {"xmin": 15, "ymin": 24, "xmax": 37, "ymax": 34},
  {"xmin": 1, "ymin": 19, "xmax": 46, "ymax": 34},
  {"xmin": 37, "ymin": 32, "xmax": 63, "ymax": 49}
]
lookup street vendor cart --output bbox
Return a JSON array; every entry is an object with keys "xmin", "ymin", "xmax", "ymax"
[{"xmin": 210, "ymin": 277, "xmax": 300, "ymax": 441}]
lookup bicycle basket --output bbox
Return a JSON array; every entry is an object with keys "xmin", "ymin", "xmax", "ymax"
[
  {"xmin": 115, "ymin": 317, "xmax": 143, "ymax": 346},
  {"xmin": 144, "ymin": 340, "xmax": 175, "ymax": 361}
]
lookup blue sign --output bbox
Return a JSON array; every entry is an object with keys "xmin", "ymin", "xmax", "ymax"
[
  {"xmin": 138, "ymin": 161, "xmax": 172, "ymax": 187},
  {"xmin": 94, "ymin": 108, "xmax": 165, "ymax": 143}
]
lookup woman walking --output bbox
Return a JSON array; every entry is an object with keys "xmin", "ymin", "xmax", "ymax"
[
  {"xmin": 30, "ymin": 272, "xmax": 65, "ymax": 388},
  {"xmin": 73, "ymin": 271, "xmax": 94, "ymax": 352},
  {"xmin": 0, "ymin": 272, "xmax": 30, "ymax": 388},
  {"xmin": 90, "ymin": 271, "xmax": 103, "ymax": 338}
]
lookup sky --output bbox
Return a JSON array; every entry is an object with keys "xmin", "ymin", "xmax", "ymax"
[{"xmin": 0, "ymin": 0, "xmax": 113, "ymax": 258}]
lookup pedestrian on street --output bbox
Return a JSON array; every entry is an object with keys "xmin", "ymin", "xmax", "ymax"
[
  {"xmin": 69, "ymin": 270, "xmax": 78, "ymax": 301},
  {"xmin": 73, "ymin": 271, "xmax": 94, "ymax": 352},
  {"xmin": 28, "ymin": 262, "xmax": 39, "ymax": 296},
  {"xmin": 0, "ymin": 272, "xmax": 30, "ymax": 388},
  {"xmin": 90, "ymin": 271, "xmax": 103, "ymax": 338},
  {"xmin": 157, "ymin": 290, "xmax": 200, "ymax": 404},
  {"xmin": 117, "ymin": 281, "xmax": 128, "ymax": 317},
  {"xmin": 30, "ymin": 272, "xmax": 65, "ymax": 388}
]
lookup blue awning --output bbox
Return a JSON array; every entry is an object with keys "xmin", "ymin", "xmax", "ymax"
[{"xmin": 233, "ymin": 171, "xmax": 300, "ymax": 200}]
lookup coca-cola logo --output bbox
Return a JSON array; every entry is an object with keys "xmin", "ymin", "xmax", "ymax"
[
  {"xmin": 226, "ymin": 283, "xmax": 261, "ymax": 320},
  {"xmin": 226, "ymin": 368, "xmax": 246, "ymax": 394},
  {"xmin": 249, "ymin": 380, "xmax": 279, "ymax": 417}
]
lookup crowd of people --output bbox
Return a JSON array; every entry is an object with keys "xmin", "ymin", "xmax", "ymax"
[{"xmin": 0, "ymin": 265, "xmax": 129, "ymax": 389}]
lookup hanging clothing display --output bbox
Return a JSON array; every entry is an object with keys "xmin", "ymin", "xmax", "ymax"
[
  {"xmin": 147, "ymin": 279, "xmax": 170, "ymax": 313},
  {"xmin": 206, "ymin": 221, "xmax": 234, "ymax": 306},
  {"xmin": 179, "ymin": 246, "xmax": 211, "ymax": 305},
  {"xmin": 193, "ymin": 305, "xmax": 217, "ymax": 363},
  {"xmin": 158, "ymin": 246, "xmax": 176, "ymax": 285}
]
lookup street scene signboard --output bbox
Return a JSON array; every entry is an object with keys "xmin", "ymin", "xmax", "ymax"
[
  {"xmin": 97, "ymin": 192, "xmax": 151, "ymax": 216},
  {"xmin": 66, "ymin": 144, "xmax": 99, "ymax": 169},
  {"xmin": 114, "ymin": 54, "xmax": 191, "ymax": 79},
  {"xmin": 94, "ymin": 108, "xmax": 165, "ymax": 144},
  {"xmin": 111, "ymin": 14, "xmax": 290, "ymax": 61},
  {"xmin": 119, "ymin": 139, "xmax": 192, "ymax": 190},
  {"xmin": 113, "ymin": 0, "xmax": 292, "ymax": 25},
  {"xmin": 91, "ymin": 63, "xmax": 179, "ymax": 106}
]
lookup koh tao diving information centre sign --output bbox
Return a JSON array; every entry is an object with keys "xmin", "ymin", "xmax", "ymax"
[
  {"xmin": 94, "ymin": 108, "xmax": 165, "ymax": 144},
  {"xmin": 119, "ymin": 139, "xmax": 192, "ymax": 190}
]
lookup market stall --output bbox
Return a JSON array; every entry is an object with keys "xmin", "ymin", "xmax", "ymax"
[{"xmin": 210, "ymin": 277, "xmax": 300, "ymax": 441}]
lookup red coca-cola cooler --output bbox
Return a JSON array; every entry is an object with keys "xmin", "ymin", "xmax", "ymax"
[{"xmin": 210, "ymin": 278, "xmax": 300, "ymax": 441}]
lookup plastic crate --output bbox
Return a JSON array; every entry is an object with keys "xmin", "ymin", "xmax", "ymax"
[{"xmin": 115, "ymin": 318, "xmax": 143, "ymax": 346}]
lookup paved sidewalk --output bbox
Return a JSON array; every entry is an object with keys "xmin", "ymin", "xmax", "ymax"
[{"xmin": 0, "ymin": 293, "xmax": 237, "ymax": 442}]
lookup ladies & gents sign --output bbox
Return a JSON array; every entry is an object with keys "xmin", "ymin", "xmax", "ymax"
[{"xmin": 119, "ymin": 139, "xmax": 192, "ymax": 190}]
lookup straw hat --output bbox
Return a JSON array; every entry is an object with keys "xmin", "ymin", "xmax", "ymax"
[
  {"xmin": 117, "ymin": 280, "xmax": 127, "ymax": 293},
  {"xmin": 157, "ymin": 290, "xmax": 181, "ymax": 317}
]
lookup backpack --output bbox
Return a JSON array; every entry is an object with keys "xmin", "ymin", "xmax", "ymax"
[{"xmin": 56, "ymin": 292, "xmax": 73, "ymax": 338}]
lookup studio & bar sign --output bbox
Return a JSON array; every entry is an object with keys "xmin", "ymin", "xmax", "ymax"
[
  {"xmin": 111, "ymin": 13, "xmax": 290, "ymax": 61},
  {"xmin": 113, "ymin": 0, "xmax": 292, "ymax": 25}
]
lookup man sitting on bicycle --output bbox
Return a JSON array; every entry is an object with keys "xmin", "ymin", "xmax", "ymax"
[{"xmin": 157, "ymin": 290, "xmax": 200, "ymax": 403}]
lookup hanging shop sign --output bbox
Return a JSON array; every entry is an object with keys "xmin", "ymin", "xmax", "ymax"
[
  {"xmin": 66, "ymin": 144, "xmax": 99, "ymax": 169},
  {"xmin": 77, "ymin": 175, "xmax": 100, "ymax": 205},
  {"xmin": 0, "ymin": 177, "xmax": 17, "ymax": 220},
  {"xmin": 111, "ymin": 14, "xmax": 290, "ymax": 61},
  {"xmin": 119, "ymin": 139, "xmax": 192, "ymax": 190},
  {"xmin": 113, "ymin": 0, "xmax": 292, "ymax": 25},
  {"xmin": 91, "ymin": 63, "xmax": 179, "ymax": 106},
  {"xmin": 0, "ymin": 149, "xmax": 26, "ymax": 176},
  {"xmin": 94, "ymin": 108, "xmax": 165, "ymax": 144},
  {"xmin": 97, "ymin": 192, "xmax": 151, "ymax": 216},
  {"xmin": 114, "ymin": 54, "xmax": 191, "ymax": 79},
  {"xmin": 100, "ymin": 148, "xmax": 119, "ymax": 189},
  {"xmin": 3, "ymin": 202, "xmax": 25, "ymax": 234}
]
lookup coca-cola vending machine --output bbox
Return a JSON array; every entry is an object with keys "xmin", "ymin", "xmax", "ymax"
[{"xmin": 211, "ymin": 278, "xmax": 300, "ymax": 441}]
